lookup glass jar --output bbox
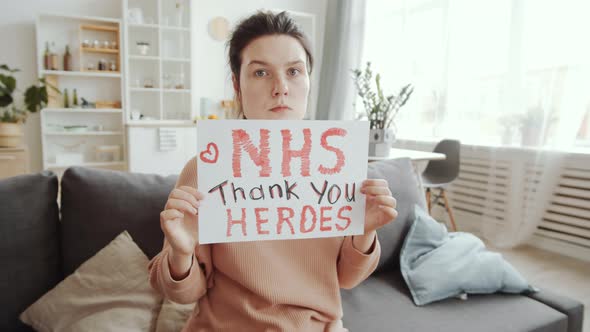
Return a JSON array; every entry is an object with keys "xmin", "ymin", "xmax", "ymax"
[
  {"xmin": 163, "ymin": 73, "xmax": 172, "ymax": 89},
  {"xmin": 98, "ymin": 59, "xmax": 107, "ymax": 71}
]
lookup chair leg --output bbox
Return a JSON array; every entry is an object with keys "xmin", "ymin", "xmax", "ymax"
[
  {"xmin": 441, "ymin": 189, "xmax": 458, "ymax": 231},
  {"xmin": 426, "ymin": 188, "xmax": 432, "ymax": 214}
]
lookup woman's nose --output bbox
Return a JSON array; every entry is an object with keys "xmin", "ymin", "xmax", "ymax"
[{"xmin": 272, "ymin": 76, "xmax": 288, "ymax": 97}]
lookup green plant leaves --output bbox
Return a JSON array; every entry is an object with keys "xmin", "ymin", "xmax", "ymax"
[
  {"xmin": 1, "ymin": 64, "xmax": 59, "ymax": 122},
  {"xmin": 352, "ymin": 61, "xmax": 414, "ymax": 129},
  {"xmin": 24, "ymin": 84, "xmax": 48, "ymax": 113},
  {"xmin": 0, "ymin": 64, "xmax": 19, "ymax": 73},
  {"xmin": 0, "ymin": 74, "xmax": 16, "ymax": 107}
]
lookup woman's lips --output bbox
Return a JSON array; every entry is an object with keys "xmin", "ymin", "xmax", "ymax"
[{"xmin": 270, "ymin": 106, "xmax": 290, "ymax": 112}]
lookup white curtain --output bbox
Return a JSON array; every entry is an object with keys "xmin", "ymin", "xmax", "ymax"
[
  {"xmin": 315, "ymin": 0, "xmax": 367, "ymax": 120},
  {"xmin": 361, "ymin": 0, "xmax": 590, "ymax": 247}
]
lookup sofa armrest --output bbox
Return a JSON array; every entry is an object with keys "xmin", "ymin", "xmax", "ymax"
[{"xmin": 526, "ymin": 289, "xmax": 584, "ymax": 332}]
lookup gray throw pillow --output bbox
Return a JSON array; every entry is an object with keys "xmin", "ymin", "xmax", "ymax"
[
  {"xmin": 60, "ymin": 167, "xmax": 177, "ymax": 276},
  {"xmin": 399, "ymin": 205, "xmax": 538, "ymax": 306},
  {"xmin": 0, "ymin": 171, "xmax": 60, "ymax": 332},
  {"xmin": 367, "ymin": 158, "xmax": 427, "ymax": 272}
]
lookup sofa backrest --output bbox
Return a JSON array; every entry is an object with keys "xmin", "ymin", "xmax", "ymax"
[
  {"xmin": 60, "ymin": 167, "xmax": 177, "ymax": 276},
  {"xmin": 0, "ymin": 171, "xmax": 61, "ymax": 332},
  {"xmin": 368, "ymin": 158, "xmax": 427, "ymax": 273},
  {"xmin": 58, "ymin": 159, "xmax": 425, "ymax": 276}
]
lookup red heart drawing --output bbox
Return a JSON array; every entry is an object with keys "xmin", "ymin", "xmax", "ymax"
[{"xmin": 200, "ymin": 142, "xmax": 219, "ymax": 164}]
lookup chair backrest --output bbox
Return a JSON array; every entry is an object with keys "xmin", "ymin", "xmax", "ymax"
[{"xmin": 422, "ymin": 139, "xmax": 461, "ymax": 184}]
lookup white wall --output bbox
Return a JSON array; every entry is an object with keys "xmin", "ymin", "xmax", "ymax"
[
  {"xmin": 0, "ymin": 0, "xmax": 120, "ymax": 172},
  {"xmin": 0, "ymin": 0, "xmax": 327, "ymax": 173}
]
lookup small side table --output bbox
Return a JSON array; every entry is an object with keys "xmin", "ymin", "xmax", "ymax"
[{"xmin": 0, "ymin": 146, "xmax": 29, "ymax": 180}]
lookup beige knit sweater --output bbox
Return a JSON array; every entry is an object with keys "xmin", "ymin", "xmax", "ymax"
[{"xmin": 148, "ymin": 157, "xmax": 381, "ymax": 331}]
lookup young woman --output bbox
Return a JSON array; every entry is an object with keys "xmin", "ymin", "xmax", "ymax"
[{"xmin": 149, "ymin": 11, "xmax": 398, "ymax": 332}]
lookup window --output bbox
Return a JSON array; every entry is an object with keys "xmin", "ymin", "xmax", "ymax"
[{"xmin": 360, "ymin": 0, "xmax": 590, "ymax": 149}]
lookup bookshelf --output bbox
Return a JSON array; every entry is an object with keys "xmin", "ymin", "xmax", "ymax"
[{"xmin": 36, "ymin": 13, "xmax": 127, "ymax": 173}]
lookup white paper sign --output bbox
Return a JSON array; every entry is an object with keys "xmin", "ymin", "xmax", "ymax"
[{"xmin": 196, "ymin": 120, "xmax": 369, "ymax": 244}]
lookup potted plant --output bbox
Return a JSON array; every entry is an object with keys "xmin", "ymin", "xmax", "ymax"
[
  {"xmin": 352, "ymin": 61, "xmax": 414, "ymax": 157},
  {"xmin": 0, "ymin": 64, "xmax": 59, "ymax": 147}
]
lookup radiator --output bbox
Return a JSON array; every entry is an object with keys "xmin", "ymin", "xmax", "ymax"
[{"xmin": 394, "ymin": 139, "xmax": 590, "ymax": 262}]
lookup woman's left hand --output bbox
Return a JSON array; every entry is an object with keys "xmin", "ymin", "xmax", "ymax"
[{"xmin": 361, "ymin": 179, "xmax": 398, "ymax": 233}]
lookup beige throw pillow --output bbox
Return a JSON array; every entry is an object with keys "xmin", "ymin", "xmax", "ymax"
[
  {"xmin": 20, "ymin": 231, "xmax": 162, "ymax": 332},
  {"xmin": 155, "ymin": 299, "xmax": 197, "ymax": 332}
]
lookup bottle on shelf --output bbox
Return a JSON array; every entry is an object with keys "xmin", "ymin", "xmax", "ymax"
[
  {"xmin": 63, "ymin": 45, "xmax": 72, "ymax": 71},
  {"xmin": 63, "ymin": 89, "xmax": 70, "ymax": 108},
  {"xmin": 50, "ymin": 42, "xmax": 59, "ymax": 70},
  {"xmin": 72, "ymin": 89, "xmax": 79, "ymax": 107},
  {"xmin": 43, "ymin": 42, "xmax": 50, "ymax": 70},
  {"xmin": 176, "ymin": 72, "xmax": 185, "ymax": 89},
  {"xmin": 98, "ymin": 59, "xmax": 106, "ymax": 71}
]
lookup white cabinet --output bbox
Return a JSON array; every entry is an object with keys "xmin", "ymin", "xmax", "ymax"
[{"xmin": 127, "ymin": 125, "xmax": 196, "ymax": 176}]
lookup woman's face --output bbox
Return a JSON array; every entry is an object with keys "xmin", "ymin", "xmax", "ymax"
[{"xmin": 235, "ymin": 34, "xmax": 310, "ymax": 120}]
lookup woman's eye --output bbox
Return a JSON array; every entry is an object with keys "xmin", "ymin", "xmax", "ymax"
[
  {"xmin": 288, "ymin": 68, "xmax": 301, "ymax": 76},
  {"xmin": 255, "ymin": 70, "xmax": 267, "ymax": 77}
]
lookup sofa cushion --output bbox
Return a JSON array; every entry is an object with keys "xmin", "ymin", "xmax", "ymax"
[
  {"xmin": 0, "ymin": 171, "xmax": 61, "ymax": 332},
  {"xmin": 60, "ymin": 167, "xmax": 177, "ymax": 276},
  {"xmin": 341, "ymin": 270, "xmax": 569, "ymax": 332},
  {"xmin": 20, "ymin": 231, "xmax": 162, "ymax": 331},
  {"xmin": 367, "ymin": 158, "xmax": 427, "ymax": 272}
]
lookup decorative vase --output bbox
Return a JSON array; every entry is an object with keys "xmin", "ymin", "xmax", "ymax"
[
  {"xmin": 0, "ymin": 122, "xmax": 24, "ymax": 147},
  {"xmin": 369, "ymin": 128, "xmax": 395, "ymax": 157}
]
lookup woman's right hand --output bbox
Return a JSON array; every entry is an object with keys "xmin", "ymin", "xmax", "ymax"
[{"xmin": 160, "ymin": 186, "xmax": 204, "ymax": 259}]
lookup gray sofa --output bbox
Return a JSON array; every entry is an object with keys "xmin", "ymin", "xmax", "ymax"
[{"xmin": 0, "ymin": 159, "xmax": 584, "ymax": 332}]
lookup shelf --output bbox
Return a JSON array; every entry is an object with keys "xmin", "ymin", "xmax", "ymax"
[
  {"xmin": 82, "ymin": 70, "xmax": 121, "ymax": 74},
  {"xmin": 162, "ymin": 57, "xmax": 190, "ymax": 63},
  {"xmin": 46, "ymin": 161, "xmax": 126, "ymax": 169},
  {"xmin": 44, "ymin": 131, "xmax": 124, "ymax": 136},
  {"xmin": 130, "ymin": 87, "xmax": 160, "ymax": 92},
  {"xmin": 128, "ymin": 23, "xmax": 159, "ymax": 29},
  {"xmin": 126, "ymin": 120, "xmax": 195, "ymax": 127},
  {"xmin": 127, "ymin": 23, "xmax": 189, "ymax": 32},
  {"xmin": 80, "ymin": 24, "xmax": 119, "ymax": 32},
  {"xmin": 163, "ymin": 88, "xmax": 190, "ymax": 93},
  {"xmin": 40, "ymin": 70, "xmax": 121, "ymax": 78},
  {"xmin": 161, "ymin": 25, "xmax": 190, "ymax": 32},
  {"xmin": 81, "ymin": 47, "xmax": 120, "ymax": 54},
  {"xmin": 129, "ymin": 56, "xmax": 190, "ymax": 62},
  {"xmin": 130, "ymin": 55, "xmax": 159, "ymax": 61},
  {"xmin": 129, "ymin": 88, "xmax": 190, "ymax": 93},
  {"xmin": 43, "ymin": 108, "xmax": 123, "ymax": 113}
]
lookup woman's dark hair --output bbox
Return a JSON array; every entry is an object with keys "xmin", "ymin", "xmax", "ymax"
[{"xmin": 228, "ymin": 10, "xmax": 314, "ymax": 85}]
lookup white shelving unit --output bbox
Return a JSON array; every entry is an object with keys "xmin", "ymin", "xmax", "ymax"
[
  {"xmin": 36, "ymin": 13, "xmax": 127, "ymax": 173},
  {"xmin": 123, "ymin": 0, "xmax": 197, "ymax": 176},
  {"xmin": 122, "ymin": 0, "xmax": 194, "ymax": 123}
]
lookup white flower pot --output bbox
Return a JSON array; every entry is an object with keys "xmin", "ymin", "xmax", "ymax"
[{"xmin": 368, "ymin": 128, "xmax": 395, "ymax": 157}]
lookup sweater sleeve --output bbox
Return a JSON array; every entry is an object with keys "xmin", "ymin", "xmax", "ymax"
[
  {"xmin": 148, "ymin": 157, "xmax": 214, "ymax": 304},
  {"xmin": 337, "ymin": 233, "xmax": 381, "ymax": 289}
]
